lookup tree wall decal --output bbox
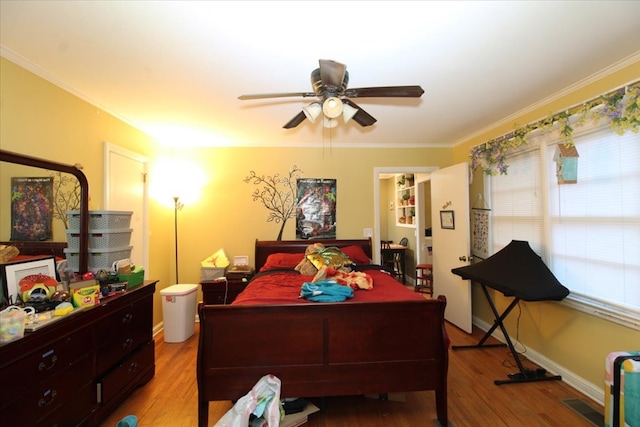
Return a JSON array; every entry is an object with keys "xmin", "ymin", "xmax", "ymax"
[{"xmin": 244, "ymin": 165, "xmax": 303, "ymax": 240}]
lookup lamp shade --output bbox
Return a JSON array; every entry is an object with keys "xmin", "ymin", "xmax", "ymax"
[
  {"xmin": 323, "ymin": 117, "xmax": 338, "ymax": 128},
  {"xmin": 303, "ymin": 102, "xmax": 322, "ymax": 123},
  {"xmin": 342, "ymin": 102, "xmax": 358, "ymax": 123},
  {"xmin": 322, "ymin": 97, "xmax": 343, "ymax": 119}
]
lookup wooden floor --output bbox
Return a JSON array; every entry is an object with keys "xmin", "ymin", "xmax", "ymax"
[{"xmin": 100, "ymin": 321, "xmax": 603, "ymax": 427}]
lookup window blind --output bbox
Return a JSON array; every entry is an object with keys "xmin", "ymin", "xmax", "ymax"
[{"xmin": 489, "ymin": 123, "xmax": 640, "ymax": 325}]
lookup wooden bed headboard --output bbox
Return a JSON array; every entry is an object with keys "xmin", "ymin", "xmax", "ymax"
[
  {"xmin": 254, "ymin": 238, "xmax": 372, "ymax": 271},
  {"xmin": 0, "ymin": 150, "xmax": 90, "ymax": 271},
  {"xmin": 0, "ymin": 241, "xmax": 67, "ymax": 259}
]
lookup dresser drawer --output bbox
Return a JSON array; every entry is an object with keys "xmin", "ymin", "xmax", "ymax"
[
  {"xmin": 34, "ymin": 383, "xmax": 94, "ymax": 427},
  {"xmin": 97, "ymin": 340, "xmax": 155, "ymax": 404},
  {"xmin": 98, "ymin": 296, "xmax": 153, "ymax": 344},
  {"xmin": 2, "ymin": 353, "xmax": 93, "ymax": 426},
  {"xmin": 0, "ymin": 326, "xmax": 93, "ymax": 402},
  {"xmin": 96, "ymin": 297, "xmax": 153, "ymax": 374}
]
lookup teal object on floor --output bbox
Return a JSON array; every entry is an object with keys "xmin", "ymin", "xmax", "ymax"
[{"xmin": 116, "ymin": 415, "xmax": 138, "ymax": 427}]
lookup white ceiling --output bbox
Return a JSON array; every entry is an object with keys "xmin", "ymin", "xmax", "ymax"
[{"xmin": 1, "ymin": 1, "xmax": 640, "ymax": 148}]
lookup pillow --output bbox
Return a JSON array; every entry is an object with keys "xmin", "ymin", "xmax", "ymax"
[
  {"xmin": 340, "ymin": 245, "xmax": 371, "ymax": 265},
  {"xmin": 260, "ymin": 252, "xmax": 305, "ymax": 272},
  {"xmin": 306, "ymin": 247, "xmax": 352, "ymax": 270}
]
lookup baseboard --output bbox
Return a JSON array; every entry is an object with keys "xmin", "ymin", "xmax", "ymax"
[
  {"xmin": 471, "ymin": 316, "xmax": 604, "ymax": 406},
  {"xmin": 152, "ymin": 322, "xmax": 163, "ymax": 337}
]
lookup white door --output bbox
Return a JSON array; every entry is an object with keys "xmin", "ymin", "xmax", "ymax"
[
  {"xmin": 104, "ymin": 143, "xmax": 148, "ymax": 276},
  {"xmin": 430, "ymin": 162, "xmax": 472, "ymax": 333}
]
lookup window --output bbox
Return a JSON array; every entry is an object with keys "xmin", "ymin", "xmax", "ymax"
[{"xmin": 489, "ymin": 122, "xmax": 640, "ymax": 329}]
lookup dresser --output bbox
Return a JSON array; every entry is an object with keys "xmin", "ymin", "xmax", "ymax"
[{"xmin": 0, "ymin": 280, "xmax": 157, "ymax": 427}]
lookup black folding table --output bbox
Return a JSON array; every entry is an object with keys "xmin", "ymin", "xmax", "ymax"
[{"xmin": 451, "ymin": 240, "xmax": 570, "ymax": 385}]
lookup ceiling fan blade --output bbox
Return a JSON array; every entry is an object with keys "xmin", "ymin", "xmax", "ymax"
[
  {"xmin": 239, "ymin": 92, "xmax": 316, "ymax": 100},
  {"xmin": 343, "ymin": 99, "xmax": 377, "ymax": 127},
  {"xmin": 344, "ymin": 85, "xmax": 424, "ymax": 98},
  {"xmin": 283, "ymin": 111, "xmax": 307, "ymax": 129},
  {"xmin": 319, "ymin": 59, "xmax": 347, "ymax": 89}
]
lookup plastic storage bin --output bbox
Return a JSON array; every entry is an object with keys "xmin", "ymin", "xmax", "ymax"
[
  {"xmin": 67, "ymin": 210, "xmax": 133, "ymax": 230},
  {"xmin": 160, "ymin": 284, "xmax": 198, "ymax": 343},
  {"xmin": 64, "ymin": 246, "xmax": 133, "ymax": 272},
  {"xmin": 65, "ymin": 228, "xmax": 132, "ymax": 250}
]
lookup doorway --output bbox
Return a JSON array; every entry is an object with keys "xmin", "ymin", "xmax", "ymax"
[{"xmin": 373, "ymin": 166, "xmax": 437, "ymax": 276}]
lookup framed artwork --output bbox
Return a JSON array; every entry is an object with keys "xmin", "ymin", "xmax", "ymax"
[
  {"xmin": 10, "ymin": 177, "xmax": 54, "ymax": 241},
  {"xmin": 1, "ymin": 256, "xmax": 58, "ymax": 305},
  {"xmin": 296, "ymin": 178, "xmax": 337, "ymax": 239},
  {"xmin": 440, "ymin": 210, "xmax": 455, "ymax": 230}
]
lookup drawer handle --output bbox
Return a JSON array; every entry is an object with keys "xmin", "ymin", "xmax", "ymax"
[
  {"xmin": 122, "ymin": 313, "xmax": 134, "ymax": 324},
  {"xmin": 38, "ymin": 389, "xmax": 57, "ymax": 407},
  {"xmin": 123, "ymin": 338, "xmax": 134, "ymax": 349},
  {"xmin": 38, "ymin": 355, "xmax": 58, "ymax": 371},
  {"xmin": 128, "ymin": 361, "xmax": 138, "ymax": 374}
]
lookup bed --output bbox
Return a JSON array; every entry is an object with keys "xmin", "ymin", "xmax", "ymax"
[{"xmin": 197, "ymin": 238, "xmax": 449, "ymax": 427}]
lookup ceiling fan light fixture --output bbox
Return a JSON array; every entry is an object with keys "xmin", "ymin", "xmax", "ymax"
[
  {"xmin": 303, "ymin": 102, "xmax": 322, "ymax": 123},
  {"xmin": 323, "ymin": 117, "xmax": 338, "ymax": 128},
  {"xmin": 342, "ymin": 102, "xmax": 358, "ymax": 123},
  {"xmin": 322, "ymin": 97, "xmax": 343, "ymax": 119}
]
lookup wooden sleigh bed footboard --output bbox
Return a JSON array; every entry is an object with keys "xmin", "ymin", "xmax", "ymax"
[{"xmin": 197, "ymin": 296, "xmax": 449, "ymax": 427}]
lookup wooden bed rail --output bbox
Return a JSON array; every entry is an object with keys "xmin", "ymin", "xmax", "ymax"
[{"xmin": 197, "ymin": 295, "xmax": 449, "ymax": 427}]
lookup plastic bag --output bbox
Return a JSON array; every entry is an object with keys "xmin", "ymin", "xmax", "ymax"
[{"xmin": 214, "ymin": 374, "xmax": 282, "ymax": 427}]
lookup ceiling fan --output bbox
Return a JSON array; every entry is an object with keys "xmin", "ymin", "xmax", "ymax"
[{"xmin": 238, "ymin": 59, "xmax": 424, "ymax": 129}]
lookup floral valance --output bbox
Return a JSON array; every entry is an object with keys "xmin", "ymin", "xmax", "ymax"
[{"xmin": 470, "ymin": 80, "xmax": 640, "ymax": 175}]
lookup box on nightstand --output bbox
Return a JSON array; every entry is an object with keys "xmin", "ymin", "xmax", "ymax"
[{"xmin": 201, "ymin": 249, "xmax": 230, "ymax": 280}]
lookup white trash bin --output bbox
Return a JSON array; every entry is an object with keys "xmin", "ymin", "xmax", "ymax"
[{"xmin": 160, "ymin": 284, "xmax": 198, "ymax": 343}]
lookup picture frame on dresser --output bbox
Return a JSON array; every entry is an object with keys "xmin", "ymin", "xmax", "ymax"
[{"xmin": 0, "ymin": 256, "xmax": 58, "ymax": 305}]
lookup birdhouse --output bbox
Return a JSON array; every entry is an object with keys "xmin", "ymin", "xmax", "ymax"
[{"xmin": 553, "ymin": 144, "xmax": 579, "ymax": 184}]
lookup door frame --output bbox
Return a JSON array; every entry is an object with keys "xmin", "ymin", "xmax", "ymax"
[
  {"xmin": 373, "ymin": 166, "xmax": 437, "ymax": 266},
  {"xmin": 103, "ymin": 142, "xmax": 149, "ymax": 275}
]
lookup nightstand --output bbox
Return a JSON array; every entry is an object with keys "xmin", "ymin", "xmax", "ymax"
[
  {"xmin": 200, "ymin": 267, "xmax": 254, "ymax": 305},
  {"xmin": 226, "ymin": 266, "xmax": 254, "ymax": 287}
]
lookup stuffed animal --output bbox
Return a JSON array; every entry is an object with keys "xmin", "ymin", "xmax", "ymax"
[{"xmin": 294, "ymin": 243, "xmax": 325, "ymax": 276}]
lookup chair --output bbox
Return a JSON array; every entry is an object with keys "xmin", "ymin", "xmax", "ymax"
[
  {"xmin": 380, "ymin": 240, "xmax": 394, "ymax": 274},
  {"xmin": 394, "ymin": 237, "xmax": 408, "ymax": 277},
  {"xmin": 381, "ymin": 239, "xmax": 408, "ymax": 282},
  {"xmin": 415, "ymin": 263, "xmax": 433, "ymax": 296}
]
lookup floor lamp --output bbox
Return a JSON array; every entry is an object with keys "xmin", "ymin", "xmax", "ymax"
[{"xmin": 173, "ymin": 196, "xmax": 183, "ymax": 284}]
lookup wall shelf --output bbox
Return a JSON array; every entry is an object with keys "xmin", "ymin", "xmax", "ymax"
[{"xmin": 395, "ymin": 174, "xmax": 416, "ymax": 228}]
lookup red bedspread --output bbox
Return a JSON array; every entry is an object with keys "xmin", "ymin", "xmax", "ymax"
[{"xmin": 232, "ymin": 266, "xmax": 425, "ymax": 305}]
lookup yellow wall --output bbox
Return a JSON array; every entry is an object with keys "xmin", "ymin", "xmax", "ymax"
[
  {"xmin": 156, "ymin": 145, "xmax": 450, "ymax": 287},
  {"xmin": 452, "ymin": 60, "xmax": 640, "ymax": 391}
]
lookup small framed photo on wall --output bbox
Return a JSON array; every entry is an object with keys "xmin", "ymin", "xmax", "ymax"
[{"xmin": 440, "ymin": 210, "xmax": 455, "ymax": 230}]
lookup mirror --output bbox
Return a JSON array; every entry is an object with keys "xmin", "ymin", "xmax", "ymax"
[{"xmin": 0, "ymin": 150, "xmax": 89, "ymax": 272}]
